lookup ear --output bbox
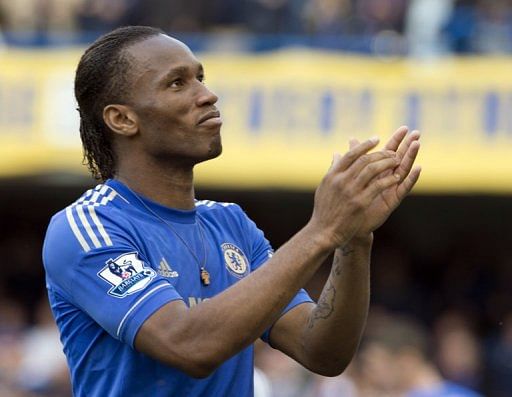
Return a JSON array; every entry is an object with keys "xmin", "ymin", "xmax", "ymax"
[{"xmin": 103, "ymin": 104, "xmax": 138, "ymax": 137}]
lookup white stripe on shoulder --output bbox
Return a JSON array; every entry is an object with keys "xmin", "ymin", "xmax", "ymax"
[
  {"xmin": 75, "ymin": 188, "xmax": 94, "ymax": 205},
  {"xmin": 99, "ymin": 185, "xmax": 109, "ymax": 196},
  {"xmin": 88, "ymin": 206, "xmax": 113, "ymax": 246},
  {"xmin": 65, "ymin": 206, "xmax": 91, "ymax": 252},
  {"xmin": 68, "ymin": 185, "xmax": 119, "ymax": 251},
  {"xmin": 89, "ymin": 190, "xmax": 101, "ymax": 203},
  {"xmin": 74, "ymin": 185, "xmax": 117, "ymax": 207},
  {"xmin": 196, "ymin": 199, "xmax": 215, "ymax": 207},
  {"xmin": 73, "ymin": 184, "xmax": 103, "ymax": 206},
  {"xmin": 195, "ymin": 200, "xmax": 235, "ymax": 208},
  {"xmin": 195, "ymin": 200, "xmax": 206, "ymax": 207},
  {"xmin": 99, "ymin": 190, "xmax": 117, "ymax": 206},
  {"xmin": 76, "ymin": 205, "xmax": 102, "ymax": 249},
  {"xmin": 116, "ymin": 284, "xmax": 173, "ymax": 338}
]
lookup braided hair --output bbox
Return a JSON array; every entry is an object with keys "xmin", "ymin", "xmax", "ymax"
[{"xmin": 75, "ymin": 26, "xmax": 164, "ymax": 180}]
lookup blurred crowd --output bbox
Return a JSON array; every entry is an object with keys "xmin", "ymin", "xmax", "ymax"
[
  {"xmin": 0, "ymin": 296, "xmax": 70, "ymax": 397},
  {"xmin": 1, "ymin": 0, "xmax": 512, "ymax": 55}
]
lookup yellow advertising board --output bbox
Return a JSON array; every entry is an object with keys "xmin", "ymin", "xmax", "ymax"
[{"xmin": 1, "ymin": 48, "xmax": 511, "ymax": 193}]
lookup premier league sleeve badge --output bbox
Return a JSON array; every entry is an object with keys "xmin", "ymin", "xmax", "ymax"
[{"xmin": 98, "ymin": 252, "xmax": 157, "ymax": 298}]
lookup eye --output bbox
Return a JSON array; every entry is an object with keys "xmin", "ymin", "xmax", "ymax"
[
  {"xmin": 197, "ymin": 74, "xmax": 205, "ymax": 84},
  {"xmin": 168, "ymin": 78, "xmax": 183, "ymax": 88}
]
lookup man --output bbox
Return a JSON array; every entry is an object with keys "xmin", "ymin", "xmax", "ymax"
[{"xmin": 43, "ymin": 26, "xmax": 421, "ymax": 396}]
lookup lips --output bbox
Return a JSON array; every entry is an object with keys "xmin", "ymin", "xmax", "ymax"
[{"xmin": 198, "ymin": 110, "xmax": 221, "ymax": 125}]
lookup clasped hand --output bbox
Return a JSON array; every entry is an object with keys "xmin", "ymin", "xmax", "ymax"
[{"xmin": 311, "ymin": 126, "xmax": 421, "ymax": 249}]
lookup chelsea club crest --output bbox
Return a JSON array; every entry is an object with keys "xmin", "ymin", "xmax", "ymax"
[{"xmin": 221, "ymin": 243, "xmax": 250, "ymax": 278}]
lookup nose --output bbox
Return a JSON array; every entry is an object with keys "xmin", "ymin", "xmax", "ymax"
[{"xmin": 196, "ymin": 84, "xmax": 218, "ymax": 107}]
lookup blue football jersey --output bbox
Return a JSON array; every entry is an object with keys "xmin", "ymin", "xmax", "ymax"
[{"xmin": 42, "ymin": 179, "xmax": 312, "ymax": 397}]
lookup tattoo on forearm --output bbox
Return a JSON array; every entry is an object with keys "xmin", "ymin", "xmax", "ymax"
[
  {"xmin": 308, "ymin": 244, "xmax": 355, "ymax": 328},
  {"xmin": 341, "ymin": 244, "xmax": 354, "ymax": 257},
  {"xmin": 332, "ymin": 245, "xmax": 353, "ymax": 276},
  {"xmin": 308, "ymin": 281, "xmax": 336, "ymax": 329}
]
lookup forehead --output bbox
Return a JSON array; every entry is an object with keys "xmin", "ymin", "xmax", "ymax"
[{"xmin": 126, "ymin": 34, "xmax": 200, "ymax": 77}]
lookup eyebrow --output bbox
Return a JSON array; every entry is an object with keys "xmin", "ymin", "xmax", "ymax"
[{"xmin": 159, "ymin": 63, "xmax": 204, "ymax": 84}]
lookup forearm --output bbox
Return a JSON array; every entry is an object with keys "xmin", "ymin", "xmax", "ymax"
[
  {"xmin": 301, "ymin": 234, "xmax": 372, "ymax": 375},
  {"xmin": 139, "ymin": 222, "xmax": 335, "ymax": 375}
]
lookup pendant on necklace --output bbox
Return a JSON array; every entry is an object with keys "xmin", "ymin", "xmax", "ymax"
[{"xmin": 200, "ymin": 267, "xmax": 211, "ymax": 286}]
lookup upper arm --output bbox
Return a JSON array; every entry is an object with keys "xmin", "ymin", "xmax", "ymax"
[
  {"xmin": 134, "ymin": 299, "xmax": 214, "ymax": 377},
  {"xmin": 267, "ymin": 301, "xmax": 315, "ymax": 366}
]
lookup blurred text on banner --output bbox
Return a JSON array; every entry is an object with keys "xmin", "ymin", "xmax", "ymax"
[{"xmin": 1, "ymin": 49, "xmax": 511, "ymax": 193}]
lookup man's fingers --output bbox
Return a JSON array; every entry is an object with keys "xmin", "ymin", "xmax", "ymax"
[
  {"xmin": 395, "ymin": 140, "xmax": 420, "ymax": 182},
  {"xmin": 396, "ymin": 166, "xmax": 422, "ymax": 199},
  {"xmin": 349, "ymin": 138, "xmax": 360, "ymax": 150},
  {"xmin": 356, "ymin": 156, "xmax": 400, "ymax": 187},
  {"xmin": 333, "ymin": 137, "xmax": 380, "ymax": 172},
  {"xmin": 347, "ymin": 148, "xmax": 397, "ymax": 178},
  {"xmin": 366, "ymin": 173, "xmax": 401, "ymax": 200},
  {"xmin": 384, "ymin": 126, "xmax": 409, "ymax": 151},
  {"xmin": 396, "ymin": 130, "xmax": 421, "ymax": 160}
]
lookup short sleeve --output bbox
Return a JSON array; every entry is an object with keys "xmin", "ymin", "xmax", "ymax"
[
  {"xmin": 43, "ymin": 213, "xmax": 183, "ymax": 348},
  {"xmin": 74, "ymin": 247, "xmax": 182, "ymax": 347},
  {"xmin": 236, "ymin": 207, "xmax": 272, "ymax": 271},
  {"xmin": 260, "ymin": 289, "xmax": 313, "ymax": 343}
]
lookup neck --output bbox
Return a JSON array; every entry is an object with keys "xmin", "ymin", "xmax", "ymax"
[{"xmin": 116, "ymin": 162, "xmax": 196, "ymax": 210}]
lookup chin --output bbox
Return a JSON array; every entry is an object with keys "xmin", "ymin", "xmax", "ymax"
[
  {"xmin": 207, "ymin": 142, "xmax": 223, "ymax": 160},
  {"xmin": 192, "ymin": 142, "xmax": 222, "ymax": 166},
  {"xmin": 208, "ymin": 134, "xmax": 222, "ymax": 157}
]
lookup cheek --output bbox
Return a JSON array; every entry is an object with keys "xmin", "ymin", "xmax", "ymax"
[
  {"xmin": 156, "ymin": 107, "xmax": 190, "ymax": 130},
  {"xmin": 139, "ymin": 95, "xmax": 193, "ymax": 127}
]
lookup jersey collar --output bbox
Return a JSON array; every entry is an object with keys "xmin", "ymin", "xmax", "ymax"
[{"xmin": 106, "ymin": 179, "xmax": 197, "ymax": 224}]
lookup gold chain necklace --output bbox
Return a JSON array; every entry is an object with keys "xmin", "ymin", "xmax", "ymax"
[{"xmin": 125, "ymin": 187, "xmax": 211, "ymax": 286}]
